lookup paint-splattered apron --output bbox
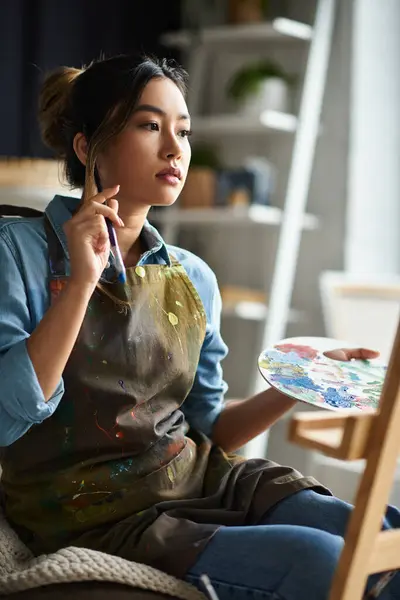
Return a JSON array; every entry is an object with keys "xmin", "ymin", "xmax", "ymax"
[{"xmin": 1, "ymin": 217, "xmax": 329, "ymax": 578}]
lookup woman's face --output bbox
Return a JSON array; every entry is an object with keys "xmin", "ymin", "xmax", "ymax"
[{"xmin": 97, "ymin": 77, "xmax": 192, "ymax": 211}]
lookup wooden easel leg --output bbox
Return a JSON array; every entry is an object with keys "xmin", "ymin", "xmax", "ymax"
[{"xmin": 329, "ymin": 325, "xmax": 400, "ymax": 600}]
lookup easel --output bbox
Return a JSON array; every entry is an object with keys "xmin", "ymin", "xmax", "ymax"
[{"xmin": 289, "ymin": 321, "xmax": 400, "ymax": 599}]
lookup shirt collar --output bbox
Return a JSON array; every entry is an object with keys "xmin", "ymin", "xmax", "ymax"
[{"xmin": 45, "ymin": 194, "xmax": 171, "ymax": 267}]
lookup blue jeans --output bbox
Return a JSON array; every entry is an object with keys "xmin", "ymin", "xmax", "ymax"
[{"xmin": 184, "ymin": 490, "xmax": 400, "ymax": 600}]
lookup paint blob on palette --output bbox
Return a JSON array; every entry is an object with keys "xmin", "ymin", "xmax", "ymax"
[{"xmin": 258, "ymin": 340, "xmax": 387, "ymax": 411}]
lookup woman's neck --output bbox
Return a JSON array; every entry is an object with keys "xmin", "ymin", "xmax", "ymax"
[{"xmin": 116, "ymin": 207, "xmax": 149, "ymax": 268}]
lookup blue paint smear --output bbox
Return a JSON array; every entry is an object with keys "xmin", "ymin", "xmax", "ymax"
[
  {"xmin": 265, "ymin": 350, "xmax": 311, "ymax": 368},
  {"xmin": 323, "ymin": 387, "xmax": 353, "ymax": 408},
  {"xmin": 349, "ymin": 372, "xmax": 361, "ymax": 382},
  {"xmin": 110, "ymin": 458, "xmax": 133, "ymax": 479},
  {"xmin": 271, "ymin": 375, "xmax": 355, "ymax": 409},
  {"xmin": 271, "ymin": 374, "xmax": 323, "ymax": 393}
]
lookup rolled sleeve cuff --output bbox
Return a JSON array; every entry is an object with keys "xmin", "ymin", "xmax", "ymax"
[{"xmin": 1, "ymin": 339, "xmax": 64, "ymax": 424}]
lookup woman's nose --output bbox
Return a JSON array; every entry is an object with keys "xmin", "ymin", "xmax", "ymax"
[{"xmin": 163, "ymin": 133, "xmax": 183, "ymax": 160}]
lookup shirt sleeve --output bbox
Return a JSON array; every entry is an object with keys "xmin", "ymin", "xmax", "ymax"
[
  {"xmin": 0, "ymin": 231, "xmax": 64, "ymax": 447},
  {"xmin": 181, "ymin": 271, "xmax": 228, "ymax": 438}
]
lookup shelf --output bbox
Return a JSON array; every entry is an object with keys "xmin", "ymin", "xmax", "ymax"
[
  {"xmin": 222, "ymin": 301, "xmax": 302, "ymax": 322},
  {"xmin": 192, "ymin": 111, "xmax": 297, "ymax": 136},
  {"xmin": 150, "ymin": 205, "xmax": 319, "ymax": 231},
  {"xmin": 161, "ymin": 18, "xmax": 313, "ymax": 48}
]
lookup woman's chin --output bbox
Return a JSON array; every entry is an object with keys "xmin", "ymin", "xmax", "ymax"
[{"xmin": 151, "ymin": 193, "xmax": 180, "ymax": 208}]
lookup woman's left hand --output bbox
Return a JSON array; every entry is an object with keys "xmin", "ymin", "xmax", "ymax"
[{"xmin": 324, "ymin": 347, "xmax": 380, "ymax": 361}]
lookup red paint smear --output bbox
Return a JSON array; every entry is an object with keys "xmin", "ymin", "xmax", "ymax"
[
  {"xmin": 275, "ymin": 344, "xmax": 318, "ymax": 359},
  {"xmin": 167, "ymin": 440, "xmax": 185, "ymax": 457},
  {"xmin": 94, "ymin": 412, "xmax": 113, "ymax": 441}
]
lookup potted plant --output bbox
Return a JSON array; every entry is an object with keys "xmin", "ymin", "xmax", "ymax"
[
  {"xmin": 183, "ymin": 0, "xmax": 269, "ymax": 28},
  {"xmin": 227, "ymin": 60, "xmax": 294, "ymax": 116},
  {"xmin": 179, "ymin": 144, "xmax": 221, "ymax": 209},
  {"xmin": 228, "ymin": 0, "xmax": 268, "ymax": 24}
]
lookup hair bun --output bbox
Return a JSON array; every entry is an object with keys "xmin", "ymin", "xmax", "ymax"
[{"xmin": 38, "ymin": 66, "xmax": 83, "ymax": 156}]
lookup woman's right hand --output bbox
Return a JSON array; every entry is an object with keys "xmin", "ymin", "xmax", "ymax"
[{"xmin": 64, "ymin": 184, "xmax": 124, "ymax": 288}]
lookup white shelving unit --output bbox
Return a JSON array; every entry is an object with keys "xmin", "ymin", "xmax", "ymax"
[
  {"xmin": 192, "ymin": 111, "xmax": 298, "ymax": 136},
  {"xmin": 161, "ymin": 18, "xmax": 313, "ymax": 47},
  {"xmin": 151, "ymin": 205, "xmax": 318, "ymax": 229},
  {"xmin": 158, "ymin": 1, "xmax": 337, "ymax": 458}
]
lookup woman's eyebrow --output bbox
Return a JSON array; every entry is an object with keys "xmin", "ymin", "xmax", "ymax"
[{"xmin": 133, "ymin": 104, "xmax": 190, "ymax": 121}]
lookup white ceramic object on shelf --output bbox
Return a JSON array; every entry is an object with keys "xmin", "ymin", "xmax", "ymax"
[{"xmin": 238, "ymin": 78, "xmax": 289, "ymax": 117}]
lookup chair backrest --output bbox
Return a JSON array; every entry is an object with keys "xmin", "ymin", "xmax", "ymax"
[{"xmin": 0, "ymin": 204, "xmax": 44, "ymax": 219}]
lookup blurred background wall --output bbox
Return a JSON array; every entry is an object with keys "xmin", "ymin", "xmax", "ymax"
[{"xmin": 0, "ymin": 0, "xmax": 180, "ymax": 156}]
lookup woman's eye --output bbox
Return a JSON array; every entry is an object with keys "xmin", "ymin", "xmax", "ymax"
[
  {"xmin": 179, "ymin": 129, "xmax": 193, "ymax": 138},
  {"xmin": 142, "ymin": 122, "xmax": 159, "ymax": 131}
]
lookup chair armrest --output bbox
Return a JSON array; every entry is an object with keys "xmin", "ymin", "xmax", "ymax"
[{"xmin": 288, "ymin": 410, "xmax": 376, "ymax": 460}]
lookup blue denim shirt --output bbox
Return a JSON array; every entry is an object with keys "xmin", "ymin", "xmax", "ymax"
[{"xmin": 0, "ymin": 195, "xmax": 228, "ymax": 447}]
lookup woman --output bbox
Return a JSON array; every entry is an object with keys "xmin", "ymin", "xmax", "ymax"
[{"xmin": 0, "ymin": 55, "xmax": 398, "ymax": 600}]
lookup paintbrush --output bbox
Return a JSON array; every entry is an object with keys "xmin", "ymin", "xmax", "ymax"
[{"xmin": 94, "ymin": 167, "xmax": 126, "ymax": 284}]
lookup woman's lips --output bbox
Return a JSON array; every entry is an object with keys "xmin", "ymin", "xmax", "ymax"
[
  {"xmin": 156, "ymin": 166, "xmax": 182, "ymax": 185},
  {"xmin": 156, "ymin": 173, "xmax": 181, "ymax": 186}
]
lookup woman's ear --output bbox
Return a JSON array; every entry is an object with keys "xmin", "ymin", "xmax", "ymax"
[{"xmin": 73, "ymin": 132, "xmax": 88, "ymax": 166}]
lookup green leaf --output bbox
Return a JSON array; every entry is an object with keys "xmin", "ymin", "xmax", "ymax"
[{"xmin": 227, "ymin": 60, "xmax": 293, "ymax": 101}]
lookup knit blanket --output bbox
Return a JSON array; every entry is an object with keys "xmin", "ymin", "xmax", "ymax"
[{"xmin": 0, "ymin": 511, "xmax": 205, "ymax": 599}]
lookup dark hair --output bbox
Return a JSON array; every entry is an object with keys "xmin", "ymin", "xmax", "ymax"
[{"xmin": 38, "ymin": 55, "xmax": 188, "ymax": 190}]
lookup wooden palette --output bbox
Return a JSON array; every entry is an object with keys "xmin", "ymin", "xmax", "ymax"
[{"xmin": 258, "ymin": 338, "xmax": 386, "ymax": 411}]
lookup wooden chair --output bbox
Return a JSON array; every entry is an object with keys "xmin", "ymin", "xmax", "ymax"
[
  {"xmin": 289, "ymin": 320, "xmax": 400, "ymax": 599},
  {"xmin": 0, "ymin": 205, "xmax": 44, "ymax": 218}
]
